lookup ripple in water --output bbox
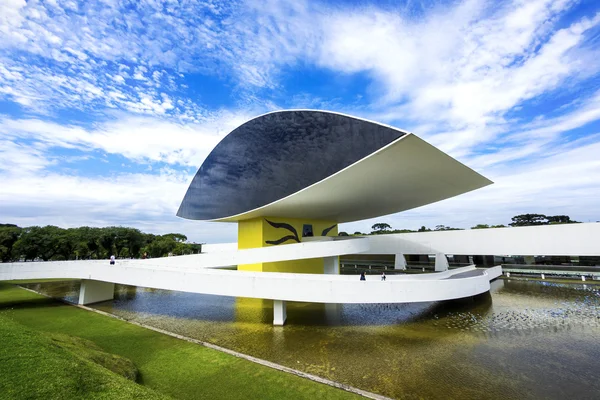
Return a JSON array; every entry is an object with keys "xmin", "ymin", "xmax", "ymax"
[{"xmin": 21, "ymin": 277, "xmax": 600, "ymax": 400}]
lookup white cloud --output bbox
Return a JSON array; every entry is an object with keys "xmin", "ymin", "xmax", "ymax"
[
  {"xmin": 0, "ymin": 110, "xmax": 254, "ymax": 166},
  {"xmin": 0, "ymin": 139, "xmax": 52, "ymax": 172},
  {"xmin": 0, "ymin": 166, "xmax": 236, "ymax": 242},
  {"xmin": 1, "ymin": 0, "xmax": 600, "ymax": 243},
  {"xmin": 343, "ymin": 136, "xmax": 600, "ymax": 234}
]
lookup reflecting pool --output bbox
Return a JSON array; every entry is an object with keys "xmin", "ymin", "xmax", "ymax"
[{"xmin": 23, "ymin": 278, "xmax": 600, "ymax": 400}]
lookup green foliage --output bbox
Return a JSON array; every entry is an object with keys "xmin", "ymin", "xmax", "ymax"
[
  {"xmin": 471, "ymin": 224, "xmax": 507, "ymax": 229},
  {"xmin": 434, "ymin": 225, "xmax": 462, "ymax": 231},
  {"xmin": 366, "ymin": 223, "xmax": 416, "ymax": 235},
  {"xmin": 338, "ymin": 231, "xmax": 349, "ymax": 236},
  {"xmin": 509, "ymin": 214, "xmax": 580, "ymax": 227},
  {"xmin": 368, "ymin": 213, "xmax": 579, "ymax": 234},
  {"xmin": 0, "ymin": 225, "xmax": 21, "ymax": 262},
  {"xmin": 471, "ymin": 224, "xmax": 490, "ymax": 229},
  {"xmin": 162, "ymin": 233, "xmax": 188, "ymax": 242},
  {"xmin": 547, "ymin": 215, "xmax": 578, "ymax": 224},
  {"xmin": 146, "ymin": 236, "xmax": 177, "ymax": 258},
  {"xmin": 371, "ymin": 223, "xmax": 391, "ymax": 232},
  {"xmin": 509, "ymin": 213, "xmax": 548, "ymax": 226},
  {"xmin": 2, "ymin": 224, "xmax": 202, "ymax": 262}
]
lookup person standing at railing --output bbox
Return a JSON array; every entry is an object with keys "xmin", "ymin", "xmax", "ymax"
[
  {"xmin": 381, "ymin": 272, "xmax": 386, "ymax": 281},
  {"xmin": 360, "ymin": 271, "xmax": 366, "ymax": 281},
  {"xmin": 110, "ymin": 255, "xmax": 115, "ymax": 266}
]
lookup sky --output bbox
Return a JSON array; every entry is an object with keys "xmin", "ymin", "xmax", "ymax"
[{"xmin": 1, "ymin": 0, "xmax": 600, "ymax": 243}]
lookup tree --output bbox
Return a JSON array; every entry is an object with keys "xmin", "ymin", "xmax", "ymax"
[
  {"xmin": 73, "ymin": 227, "xmax": 102, "ymax": 259},
  {"xmin": 547, "ymin": 215, "xmax": 579, "ymax": 224},
  {"xmin": 2, "ymin": 224, "xmax": 202, "ymax": 261},
  {"xmin": 147, "ymin": 236, "xmax": 177, "ymax": 258},
  {"xmin": 434, "ymin": 225, "xmax": 462, "ymax": 231},
  {"xmin": 99, "ymin": 227, "xmax": 117, "ymax": 256},
  {"xmin": 338, "ymin": 232, "xmax": 349, "ymax": 236},
  {"xmin": 418, "ymin": 226, "xmax": 431, "ymax": 232},
  {"xmin": 0, "ymin": 225, "xmax": 22, "ymax": 262},
  {"xmin": 163, "ymin": 233, "xmax": 188, "ymax": 243},
  {"xmin": 113, "ymin": 227, "xmax": 145, "ymax": 258},
  {"xmin": 471, "ymin": 224, "xmax": 490, "ymax": 229},
  {"xmin": 509, "ymin": 214, "xmax": 548, "ymax": 227},
  {"xmin": 13, "ymin": 226, "xmax": 65, "ymax": 261},
  {"xmin": 54, "ymin": 229, "xmax": 77, "ymax": 260},
  {"xmin": 371, "ymin": 223, "xmax": 391, "ymax": 232}
]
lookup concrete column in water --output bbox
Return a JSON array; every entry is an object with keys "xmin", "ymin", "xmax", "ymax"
[
  {"xmin": 435, "ymin": 253, "xmax": 449, "ymax": 272},
  {"xmin": 395, "ymin": 254, "xmax": 407, "ymax": 270},
  {"xmin": 79, "ymin": 280, "xmax": 115, "ymax": 305},
  {"xmin": 323, "ymin": 256, "xmax": 340, "ymax": 274},
  {"xmin": 273, "ymin": 300, "xmax": 287, "ymax": 325}
]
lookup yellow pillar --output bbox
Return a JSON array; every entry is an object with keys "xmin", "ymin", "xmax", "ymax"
[{"xmin": 237, "ymin": 217, "xmax": 337, "ymax": 274}]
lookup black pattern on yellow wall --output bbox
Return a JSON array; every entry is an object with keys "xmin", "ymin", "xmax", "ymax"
[
  {"xmin": 264, "ymin": 219, "xmax": 300, "ymax": 245},
  {"xmin": 321, "ymin": 224, "xmax": 337, "ymax": 236}
]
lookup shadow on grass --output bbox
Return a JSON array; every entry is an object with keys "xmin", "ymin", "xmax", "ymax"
[
  {"xmin": 0, "ymin": 283, "xmax": 63, "ymax": 310},
  {"xmin": 0, "ymin": 296, "xmax": 62, "ymax": 310}
]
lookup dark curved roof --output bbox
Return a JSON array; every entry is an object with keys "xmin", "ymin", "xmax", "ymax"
[{"xmin": 177, "ymin": 110, "xmax": 406, "ymax": 220}]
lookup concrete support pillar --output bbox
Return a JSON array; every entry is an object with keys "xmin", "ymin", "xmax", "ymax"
[
  {"xmin": 273, "ymin": 300, "xmax": 287, "ymax": 326},
  {"xmin": 435, "ymin": 253, "xmax": 449, "ymax": 272},
  {"xmin": 325, "ymin": 303, "xmax": 340, "ymax": 324},
  {"xmin": 394, "ymin": 254, "xmax": 407, "ymax": 270},
  {"xmin": 79, "ymin": 280, "xmax": 115, "ymax": 305},
  {"xmin": 324, "ymin": 256, "xmax": 340, "ymax": 275}
]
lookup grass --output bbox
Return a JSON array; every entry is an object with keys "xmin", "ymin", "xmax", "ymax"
[
  {"xmin": 0, "ymin": 314, "xmax": 167, "ymax": 399},
  {"xmin": 0, "ymin": 282, "xmax": 360, "ymax": 400}
]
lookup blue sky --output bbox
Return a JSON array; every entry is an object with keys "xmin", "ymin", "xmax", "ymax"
[{"xmin": 1, "ymin": 0, "xmax": 600, "ymax": 243}]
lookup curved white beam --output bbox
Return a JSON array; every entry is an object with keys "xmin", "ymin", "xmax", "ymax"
[
  {"xmin": 0, "ymin": 261, "xmax": 500, "ymax": 304},
  {"xmin": 117, "ymin": 238, "xmax": 370, "ymax": 270}
]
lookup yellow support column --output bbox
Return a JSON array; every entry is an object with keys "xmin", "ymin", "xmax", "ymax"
[{"xmin": 237, "ymin": 217, "xmax": 337, "ymax": 273}]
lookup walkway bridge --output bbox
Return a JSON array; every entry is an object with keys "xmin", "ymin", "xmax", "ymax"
[
  {"xmin": 0, "ymin": 236, "xmax": 502, "ymax": 325},
  {"xmin": 6, "ymin": 222, "xmax": 598, "ymax": 325}
]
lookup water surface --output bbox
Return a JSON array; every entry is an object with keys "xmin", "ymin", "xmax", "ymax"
[{"xmin": 24, "ymin": 278, "xmax": 600, "ymax": 400}]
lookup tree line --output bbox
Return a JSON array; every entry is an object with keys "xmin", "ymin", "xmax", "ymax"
[
  {"xmin": 0, "ymin": 224, "xmax": 202, "ymax": 263},
  {"xmin": 339, "ymin": 213, "xmax": 581, "ymax": 236}
]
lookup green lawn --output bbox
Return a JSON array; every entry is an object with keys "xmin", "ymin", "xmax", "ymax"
[
  {"xmin": 0, "ymin": 315, "xmax": 168, "ymax": 399},
  {"xmin": 0, "ymin": 283, "xmax": 359, "ymax": 400}
]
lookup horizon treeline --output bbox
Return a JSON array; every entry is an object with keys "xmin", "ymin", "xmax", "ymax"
[
  {"xmin": 0, "ymin": 224, "xmax": 202, "ymax": 263},
  {"xmin": 340, "ymin": 213, "xmax": 582, "ymax": 236}
]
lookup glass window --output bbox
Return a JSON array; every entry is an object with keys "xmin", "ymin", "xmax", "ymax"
[{"xmin": 302, "ymin": 224, "xmax": 314, "ymax": 237}]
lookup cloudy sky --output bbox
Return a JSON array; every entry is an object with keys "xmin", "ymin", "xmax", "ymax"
[{"xmin": 1, "ymin": 0, "xmax": 599, "ymax": 243}]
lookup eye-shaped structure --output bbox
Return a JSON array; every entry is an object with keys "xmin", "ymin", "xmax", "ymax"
[{"xmin": 177, "ymin": 110, "xmax": 492, "ymax": 223}]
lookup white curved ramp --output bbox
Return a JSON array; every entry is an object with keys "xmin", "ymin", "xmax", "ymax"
[
  {"xmin": 0, "ymin": 238, "xmax": 502, "ymax": 325},
  {"xmin": 0, "ymin": 260, "xmax": 500, "ymax": 304}
]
